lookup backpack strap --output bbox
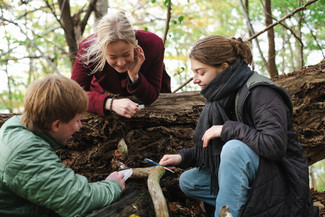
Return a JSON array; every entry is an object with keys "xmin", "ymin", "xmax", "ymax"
[{"xmin": 235, "ymin": 72, "xmax": 275, "ymax": 122}]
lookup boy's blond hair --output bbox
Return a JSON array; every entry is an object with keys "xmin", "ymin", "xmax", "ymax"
[{"xmin": 21, "ymin": 75, "xmax": 88, "ymax": 134}]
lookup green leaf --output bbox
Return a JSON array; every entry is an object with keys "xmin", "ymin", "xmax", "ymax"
[
  {"xmin": 178, "ymin": 16, "xmax": 184, "ymax": 23},
  {"xmin": 164, "ymin": 0, "xmax": 170, "ymax": 7}
]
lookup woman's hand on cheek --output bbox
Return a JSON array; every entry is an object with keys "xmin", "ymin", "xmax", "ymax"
[
  {"xmin": 128, "ymin": 45, "xmax": 145, "ymax": 83},
  {"xmin": 202, "ymin": 125, "xmax": 223, "ymax": 147}
]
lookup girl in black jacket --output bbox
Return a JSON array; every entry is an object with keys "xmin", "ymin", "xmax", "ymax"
[{"xmin": 159, "ymin": 35, "xmax": 318, "ymax": 217}]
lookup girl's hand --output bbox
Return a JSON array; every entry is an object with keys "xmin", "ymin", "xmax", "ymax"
[
  {"xmin": 202, "ymin": 125, "xmax": 223, "ymax": 148},
  {"xmin": 159, "ymin": 154, "xmax": 182, "ymax": 169},
  {"xmin": 106, "ymin": 98, "xmax": 141, "ymax": 118},
  {"xmin": 127, "ymin": 45, "xmax": 145, "ymax": 83}
]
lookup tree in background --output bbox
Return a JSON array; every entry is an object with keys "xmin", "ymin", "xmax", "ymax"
[
  {"xmin": 0, "ymin": 0, "xmax": 324, "ymax": 106},
  {"xmin": 264, "ymin": 0, "xmax": 279, "ymax": 79}
]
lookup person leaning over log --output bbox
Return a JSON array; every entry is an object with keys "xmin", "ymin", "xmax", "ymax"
[
  {"xmin": 71, "ymin": 9, "xmax": 171, "ymax": 118},
  {"xmin": 159, "ymin": 35, "xmax": 318, "ymax": 217},
  {"xmin": 0, "ymin": 75, "xmax": 125, "ymax": 217}
]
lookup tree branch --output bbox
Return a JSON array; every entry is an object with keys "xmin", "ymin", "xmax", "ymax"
[
  {"xmin": 1, "ymin": 16, "xmax": 61, "ymax": 75},
  {"xmin": 80, "ymin": 0, "xmax": 98, "ymax": 34},
  {"xmin": 147, "ymin": 167, "xmax": 168, "ymax": 217},
  {"xmin": 172, "ymin": 0, "xmax": 319, "ymax": 92},
  {"xmin": 163, "ymin": 0, "xmax": 172, "ymax": 45},
  {"xmin": 129, "ymin": 166, "xmax": 168, "ymax": 217},
  {"xmin": 238, "ymin": 0, "xmax": 267, "ymax": 67},
  {"xmin": 246, "ymin": 0, "xmax": 318, "ymax": 42}
]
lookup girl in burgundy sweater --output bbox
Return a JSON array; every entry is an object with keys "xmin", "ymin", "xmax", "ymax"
[{"xmin": 71, "ymin": 10, "xmax": 171, "ymax": 117}]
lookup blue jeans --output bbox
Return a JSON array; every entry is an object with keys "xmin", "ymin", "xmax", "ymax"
[{"xmin": 179, "ymin": 140, "xmax": 259, "ymax": 217}]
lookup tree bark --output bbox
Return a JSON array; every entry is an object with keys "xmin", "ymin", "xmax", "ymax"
[
  {"xmin": 238, "ymin": 0, "xmax": 267, "ymax": 70},
  {"xmin": 57, "ymin": 0, "xmax": 78, "ymax": 66},
  {"xmin": 264, "ymin": 0, "xmax": 278, "ymax": 79},
  {"xmin": 56, "ymin": 0, "xmax": 97, "ymax": 67},
  {"xmin": 0, "ymin": 61, "xmax": 324, "ymax": 166},
  {"xmin": 0, "ymin": 59, "xmax": 324, "ymax": 216},
  {"xmin": 274, "ymin": 59, "xmax": 325, "ymax": 164}
]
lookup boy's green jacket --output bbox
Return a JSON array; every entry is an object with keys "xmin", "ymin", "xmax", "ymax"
[{"xmin": 0, "ymin": 116, "xmax": 122, "ymax": 217}]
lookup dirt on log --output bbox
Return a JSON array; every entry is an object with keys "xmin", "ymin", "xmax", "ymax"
[{"xmin": 0, "ymin": 59, "xmax": 324, "ymax": 216}]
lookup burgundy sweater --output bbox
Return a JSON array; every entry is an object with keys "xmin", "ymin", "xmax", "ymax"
[{"xmin": 71, "ymin": 30, "xmax": 171, "ymax": 116}]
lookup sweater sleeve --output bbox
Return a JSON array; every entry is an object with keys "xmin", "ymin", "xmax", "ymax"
[
  {"xmin": 71, "ymin": 36, "xmax": 109, "ymax": 116},
  {"xmin": 127, "ymin": 31, "xmax": 166, "ymax": 104},
  {"xmin": 3, "ymin": 141, "xmax": 122, "ymax": 217},
  {"xmin": 221, "ymin": 86, "xmax": 289, "ymax": 160}
]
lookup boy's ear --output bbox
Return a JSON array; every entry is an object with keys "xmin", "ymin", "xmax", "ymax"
[{"xmin": 50, "ymin": 120, "xmax": 60, "ymax": 132}]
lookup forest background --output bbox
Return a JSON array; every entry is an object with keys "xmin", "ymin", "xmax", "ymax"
[{"xmin": 0, "ymin": 0, "xmax": 325, "ymax": 193}]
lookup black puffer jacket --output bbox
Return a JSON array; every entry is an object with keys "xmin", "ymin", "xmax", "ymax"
[
  {"xmin": 221, "ymin": 82, "xmax": 318, "ymax": 216},
  {"xmin": 179, "ymin": 71, "xmax": 318, "ymax": 216}
]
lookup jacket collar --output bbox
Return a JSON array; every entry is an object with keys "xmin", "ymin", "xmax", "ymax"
[{"xmin": 38, "ymin": 133, "xmax": 65, "ymax": 151}]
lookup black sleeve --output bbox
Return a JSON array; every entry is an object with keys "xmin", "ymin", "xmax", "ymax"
[
  {"xmin": 221, "ymin": 86, "xmax": 289, "ymax": 160},
  {"xmin": 178, "ymin": 147, "xmax": 196, "ymax": 169}
]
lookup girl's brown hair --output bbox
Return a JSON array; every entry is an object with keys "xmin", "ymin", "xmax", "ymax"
[
  {"xmin": 21, "ymin": 75, "xmax": 88, "ymax": 134},
  {"xmin": 189, "ymin": 35, "xmax": 252, "ymax": 67}
]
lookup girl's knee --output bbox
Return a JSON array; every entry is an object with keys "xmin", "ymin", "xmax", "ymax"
[
  {"xmin": 221, "ymin": 140, "xmax": 245, "ymax": 160},
  {"xmin": 179, "ymin": 170, "xmax": 193, "ymax": 194},
  {"xmin": 220, "ymin": 140, "xmax": 259, "ymax": 174},
  {"xmin": 179, "ymin": 168, "xmax": 211, "ymax": 195}
]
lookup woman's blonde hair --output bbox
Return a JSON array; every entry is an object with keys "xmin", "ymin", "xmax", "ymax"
[
  {"xmin": 189, "ymin": 35, "xmax": 253, "ymax": 67},
  {"xmin": 21, "ymin": 75, "xmax": 88, "ymax": 134},
  {"xmin": 80, "ymin": 10, "xmax": 137, "ymax": 74}
]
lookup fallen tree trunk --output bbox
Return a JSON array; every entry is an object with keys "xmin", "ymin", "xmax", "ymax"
[
  {"xmin": 0, "ymin": 59, "xmax": 324, "ymax": 216},
  {"xmin": 274, "ymin": 59, "xmax": 325, "ymax": 164}
]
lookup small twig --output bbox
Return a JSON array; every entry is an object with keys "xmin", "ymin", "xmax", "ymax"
[{"xmin": 172, "ymin": 77, "xmax": 194, "ymax": 93}]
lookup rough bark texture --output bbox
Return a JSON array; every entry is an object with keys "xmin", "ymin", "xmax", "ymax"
[
  {"xmin": 0, "ymin": 59, "xmax": 324, "ymax": 216},
  {"xmin": 274, "ymin": 59, "xmax": 325, "ymax": 165},
  {"xmin": 264, "ymin": 0, "xmax": 279, "ymax": 79}
]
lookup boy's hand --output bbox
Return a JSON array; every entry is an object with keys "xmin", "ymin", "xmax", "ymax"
[{"xmin": 106, "ymin": 171, "xmax": 125, "ymax": 191}]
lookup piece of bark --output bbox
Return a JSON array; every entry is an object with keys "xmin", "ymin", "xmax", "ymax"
[{"xmin": 273, "ymin": 60, "xmax": 325, "ymax": 164}]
